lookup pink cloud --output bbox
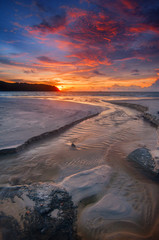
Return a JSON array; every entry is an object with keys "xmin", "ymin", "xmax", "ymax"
[{"xmin": 120, "ymin": 0, "xmax": 137, "ymax": 10}]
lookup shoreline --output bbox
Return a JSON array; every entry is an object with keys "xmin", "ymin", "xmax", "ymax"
[
  {"xmin": 107, "ymin": 99, "xmax": 159, "ymax": 178},
  {"xmin": 107, "ymin": 100, "xmax": 159, "ymax": 127},
  {"xmin": 1, "ymin": 96, "xmax": 159, "ymax": 239},
  {"xmin": 0, "ymin": 112, "xmax": 100, "ymax": 156}
]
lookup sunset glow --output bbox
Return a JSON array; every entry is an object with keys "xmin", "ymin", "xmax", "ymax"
[{"xmin": 0, "ymin": 0, "xmax": 159, "ymax": 91}]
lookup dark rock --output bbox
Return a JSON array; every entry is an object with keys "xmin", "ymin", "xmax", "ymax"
[
  {"xmin": 38, "ymin": 207, "xmax": 51, "ymax": 215},
  {"xmin": 128, "ymin": 148, "xmax": 158, "ymax": 176},
  {"xmin": 143, "ymin": 112, "xmax": 159, "ymax": 127},
  {"xmin": 0, "ymin": 184, "xmax": 80, "ymax": 240},
  {"xmin": 71, "ymin": 143, "xmax": 76, "ymax": 148}
]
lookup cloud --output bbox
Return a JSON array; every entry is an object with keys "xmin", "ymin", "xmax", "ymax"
[
  {"xmin": 0, "ymin": 57, "xmax": 15, "ymax": 66},
  {"xmin": 37, "ymin": 56, "xmax": 57, "ymax": 63},
  {"xmin": 26, "ymin": 0, "xmax": 159, "ymax": 72},
  {"xmin": 108, "ymin": 79, "xmax": 159, "ymax": 91},
  {"xmin": 0, "ymin": 56, "xmax": 34, "ymax": 69},
  {"xmin": 23, "ymin": 69, "xmax": 36, "ymax": 74},
  {"xmin": 8, "ymin": 79, "xmax": 26, "ymax": 83},
  {"xmin": 120, "ymin": 0, "xmax": 137, "ymax": 10},
  {"xmin": 92, "ymin": 70, "xmax": 105, "ymax": 76},
  {"xmin": 29, "ymin": 13, "xmax": 67, "ymax": 34},
  {"xmin": 36, "ymin": 55, "xmax": 75, "ymax": 68},
  {"xmin": 63, "ymin": 10, "xmax": 123, "ymax": 45},
  {"xmin": 131, "ymin": 69, "xmax": 140, "ymax": 75},
  {"xmin": 148, "ymin": 79, "xmax": 159, "ymax": 90},
  {"xmin": 27, "ymin": 5, "xmax": 126, "ymax": 67},
  {"xmin": 1, "ymin": 0, "xmax": 159, "ymax": 90},
  {"xmin": 107, "ymin": 84, "xmax": 143, "ymax": 91}
]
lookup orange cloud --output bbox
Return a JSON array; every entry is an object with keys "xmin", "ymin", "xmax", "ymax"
[
  {"xmin": 114, "ymin": 56, "xmax": 146, "ymax": 62},
  {"xmin": 55, "ymin": 39, "xmax": 83, "ymax": 50},
  {"xmin": 130, "ymin": 24, "xmax": 159, "ymax": 34}
]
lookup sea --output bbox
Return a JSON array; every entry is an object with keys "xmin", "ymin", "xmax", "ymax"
[{"xmin": 1, "ymin": 90, "xmax": 159, "ymax": 98}]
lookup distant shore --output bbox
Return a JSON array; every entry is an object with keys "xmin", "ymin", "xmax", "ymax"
[{"xmin": 0, "ymin": 81, "xmax": 59, "ymax": 91}]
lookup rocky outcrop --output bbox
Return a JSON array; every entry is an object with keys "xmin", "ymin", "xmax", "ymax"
[
  {"xmin": 108, "ymin": 101, "xmax": 148, "ymax": 112},
  {"xmin": 143, "ymin": 112, "xmax": 159, "ymax": 127},
  {"xmin": 0, "ymin": 184, "xmax": 79, "ymax": 240},
  {"xmin": 108, "ymin": 101, "xmax": 159, "ymax": 127},
  {"xmin": 128, "ymin": 148, "xmax": 159, "ymax": 176},
  {"xmin": 0, "ymin": 165, "xmax": 113, "ymax": 240}
]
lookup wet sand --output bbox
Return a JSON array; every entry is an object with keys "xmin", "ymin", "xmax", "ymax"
[
  {"xmin": 0, "ymin": 97, "xmax": 101, "ymax": 152},
  {"xmin": 107, "ymin": 99, "xmax": 159, "ymax": 127},
  {"xmin": 0, "ymin": 96, "xmax": 159, "ymax": 240}
]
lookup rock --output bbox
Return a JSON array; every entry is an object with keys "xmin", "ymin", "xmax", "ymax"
[
  {"xmin": 71, "ymin": 143, "xmax": 76, "ymax": 148},
  {"xmin": 0, "ymin": 165, "xmax": 113, "ymax": 239},
  {"xmin": 0, "ymin": 184, "xmax": 79, "ymax": 240},
  {"xmin": 51, "ymin": 209, "xmax": 59, "ymax": 218},
  {"xmin": 143, "ymin": 112, "xmax": 159, "ymax": 127},
  {"xmin": 128, "ymin": 148, "xmax": 159, "ymax": 176}
]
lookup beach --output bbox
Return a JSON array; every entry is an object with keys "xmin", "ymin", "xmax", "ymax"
[
  {"xmin": 0, "ymin": 97, "xmax": 102, "ymax": 152},
  {"xmin": 0, "ymin": 92, "xmax": 159, "ymax": 240},
  {"xmin": 1, "ymin": 0, "xmax": 159, "ymax": 238}
]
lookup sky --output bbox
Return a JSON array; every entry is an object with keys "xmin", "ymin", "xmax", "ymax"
[{"xmin": 0, "ymin": 0, "xmax": 159, "ymax": 91}]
